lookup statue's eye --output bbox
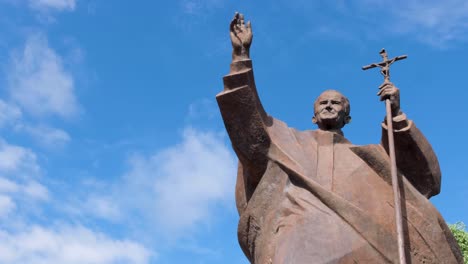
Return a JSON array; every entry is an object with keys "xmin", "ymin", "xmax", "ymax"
[
  {"xmin": 320, "ymin": 101, "xmax": 328, "ymax": 105},
  {"xmin": 331, "ymin": 100, "xmax": 341, "ymax": 105}
]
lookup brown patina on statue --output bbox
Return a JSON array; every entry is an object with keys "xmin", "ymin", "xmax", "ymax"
[{"xmin": 216, "ymin": 13, "xmax": 463, "ymax": 264}]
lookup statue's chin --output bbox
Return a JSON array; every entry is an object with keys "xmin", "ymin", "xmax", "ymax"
[
  {"xmin": 318, "ymin": 119, "xmax": 344, "ymax": 131},
  {"xmin": 319, "ymin": 116, "xmax": 338, "ymax": 123}
]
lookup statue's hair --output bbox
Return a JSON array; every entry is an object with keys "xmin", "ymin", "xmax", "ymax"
[{"xmin": 314, "ymin": 90, "xmax": 351, "ymax": 116}]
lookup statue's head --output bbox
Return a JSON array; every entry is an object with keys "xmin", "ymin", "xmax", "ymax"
[{"xmin": 312, "ymin": 90, "xmax": 351, "ymax": 132}]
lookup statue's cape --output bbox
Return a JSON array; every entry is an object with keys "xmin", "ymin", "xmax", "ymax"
[{"xmin": 235, "ymin": 118, "xmax": 462, "ymax": 263}]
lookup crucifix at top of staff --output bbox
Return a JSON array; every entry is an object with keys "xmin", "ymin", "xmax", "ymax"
[{"xmin": 362, "ymin": 49, "xmax": 408, "ymax": 264}]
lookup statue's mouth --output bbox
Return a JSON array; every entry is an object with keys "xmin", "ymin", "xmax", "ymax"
[{"xmin": 321, "ymin": 110, "xmax": 336, "ymax": 115}]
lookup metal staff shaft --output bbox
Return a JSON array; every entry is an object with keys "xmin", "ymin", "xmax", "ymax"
[{"xmin": 385, "ymin": 99, "xmax": 406, "ymax": 264}]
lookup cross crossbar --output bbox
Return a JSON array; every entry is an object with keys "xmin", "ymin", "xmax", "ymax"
[{"xmin": 362, "ymin": 49, "xmax": 407, "ymax": 84}]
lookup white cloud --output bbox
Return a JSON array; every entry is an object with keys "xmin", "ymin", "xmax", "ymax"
[
  {"xmin": 83, "ymin": 195, "xmax": 121, "ymax": 221},
  {"xmin": 0, "ymin": 140, "xmax": 46, "ymax": 219},
  {"xmin": 85, "ymin": 127, "xmax": 237, "ymax": 236},
  {"xmin": 0, "ymin": 137, "xmax": 150, "ymax": 262},
  {"xmin": 0, "ymin": 100, "xmax": 22, "ymax": 128},
  {"xmin": 355, "ymin": 0, "xmax": 468, "ymax": 47},
  {"xmin": 29, "ymin": 0, "xmax": 76, "ymax": 12},
  {"xmin": 180, "ymin": 0, "xmax": 224, "ymax": 15},
  {"xmin": 8, "ymin": 33, "xmax": 80, "ymax": 118},
  {"xmin": 277, "ymin": 0, "xmax": 468, "ymax": 47},
  {"xmin": 0, "ymin": 177, "xmax": 49, "ymax": 202},
  {"xmin": 0, "ymin": 178, "xmax": 19, "ymax": 193},
  {"xmin": 0, "ymin": 225, "xmax": 151, "ymax": 264},
  {"xmin": 0, "ymin": 195, "xmax": 16, "ymax": 218},
  {"xmin": 153, "ymin": 128, "xmax": 236, "ymax": 230},
  {"xmin": 17, "ymin": 124, "xmax": 71, "ymax": 148},
  {"xmin": 60, "ymin": 127, "xmax": 234, "ymax": 238},
  {"xmin": 22, "ymin": 181, "xmax": 49, "ymax": 201},
  {"xmin": 0, "ymin": 139, "xmax": 39, "ymax": 175}
]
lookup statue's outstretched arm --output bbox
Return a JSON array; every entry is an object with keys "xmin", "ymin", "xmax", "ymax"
[
  {"xmin": 216, "ymin": 13, "xmax": 271, "ymax": 191},
  {"xmin": 221, "ymin": 12, "xmax": 268, "ymax": 120}
]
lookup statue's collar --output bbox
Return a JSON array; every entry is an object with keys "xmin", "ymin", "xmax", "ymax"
[{"xmin": 312, "ymin": 129, "xmax": 351, "ymax": 145}]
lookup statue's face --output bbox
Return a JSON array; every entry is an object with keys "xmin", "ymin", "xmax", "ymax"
[{"xmin": 313, "ymin": 91, "xmax": 349, "ymax": 130}]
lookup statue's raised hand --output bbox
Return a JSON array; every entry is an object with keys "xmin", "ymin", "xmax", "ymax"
[
  {"xmin": 378, "ymin": 82, "xmax": 401, "ymax": 116},
  {"xmin": 230, "ymin": 12, "xmax": 252, "ymax": 62}
]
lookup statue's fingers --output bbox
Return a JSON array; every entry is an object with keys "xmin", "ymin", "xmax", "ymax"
[
  {"xmin": 381, "ymin": 86, "xmax": 398, "ymax": 94},
  {"xmin": 239, "ymin": 13, "xmax": 245, "ymax": 23},
  {"xmin": 230, "ymin": 31, "xmax": 237, "ymax": 39},
  {"xmin": 379, "ymin": 87, "xmax": 392, "ymax": 95},
  {"xmin": 234, "ymin": 24, "xmax": 242, "ymax": 34},
  {"xmin": 246, "ymin": 21, "xmax": 252, "ymax": 32},
  {"xmin": 230, "ymin": 14, "xmax": 238, "ymax": 32},
  {"xmin": 377, "ymin": 87, "xmax": 386, "ymax": 96},
  {"xmin": 377, "ymin": 87, "xmax": 391, "ymax": 98},
  {"xmin": 237, "ymin": 14, "xmax": 243, "ymax": 27},
  {"xmin": 378, "ymin": 81, "xmax": 393, "ymax": 89},
  {"xmin": 379, "ymin": 89, "xmax": 396, "ymax": 101}
]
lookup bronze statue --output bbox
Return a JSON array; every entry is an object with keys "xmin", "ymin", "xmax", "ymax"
[{"xmin": 216, "ymin": 12, "xmax": 463, "ymax": 264}]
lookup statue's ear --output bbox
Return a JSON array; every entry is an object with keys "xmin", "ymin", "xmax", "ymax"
[
  {"xmin": 345, "ymin": 116, "xmax": 351, "ymax": 124},
  {"xmin": 312, "ymin": 116, "xmax": 317, "ymax": 124}
]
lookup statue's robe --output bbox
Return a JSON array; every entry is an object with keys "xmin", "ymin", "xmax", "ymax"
[{"xmin": 216, "ymin": 60, "xmax": 463, "ymax": 264}]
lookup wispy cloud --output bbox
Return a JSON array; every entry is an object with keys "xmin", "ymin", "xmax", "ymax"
[
  {"xmin": 0, "ymin": 139, "xmax": 45, "ymax": 217},
  {"xmin": 2, "ymin": 33, "xmax": 74, "ymax": 148},
  {"xmin": 0, "ymin": 100, "xmax": 22, "ymax": 128},
  {"xmin": 76, "ymin": 127, "xmax": 237, "ymax": 238},
  {"xmin": 0, "ymin": 225, "xmax": 151, "ymax": 264},
  {"xmin": 0, "ymin": 138, "xmax": 150, "ymax": 263},
  {"xmin": 130, "ymin": 127, "xmax": 236, "ymax": 234},
  {"xmin": 0, "ymin": 3, "xmax": 156, "ymax": 263},
  {"xmin": 7, "ymin": 33, "xmax": 80, "ymax": 119},
  {"xmin": 82, "ymin": 195, "xmax": 122, "ymax": 221},
  {"xmin": 0, "ymin": 178, "xmax": 19, "ymax": 193},
  {"xmin": 0, "ymin": 139, "xmax": 39, "ymax": 174},
  {"xmin": 22, "ymin": 180, "xmax": 49, "ymax": 201},
  {"xmin": 180, "ymin": 0, "xmax": 224, "ymax": 15},
  {"xmin": 276, "ymin": 0, "xmax": 468, "ymax": 48},
  {"xmin": 363, "ymin": 0, "xmax": 468, "ymax": 46},
  {"xmin": 0, "ymin": 137, "xmax": 149, "ymax": 262},
  {"xmin": 29, "ymin": 0, "xmax": 76, "ymax": 12},
  {"xmin": 16, "ymin": 124, "xmax": 71, "ymax": 149},
  {"xmin": 0, "ymin": 195, "xmax": 16, "ymax": 218}
]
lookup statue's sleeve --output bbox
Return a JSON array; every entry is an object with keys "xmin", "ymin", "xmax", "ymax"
[
  {"xmin": 216, "ymin": 59, "xmax": 272, "ymax": 190},
  {"xmin": 380, "ymin": 113, "xmax": 441, "ymax": 198}
]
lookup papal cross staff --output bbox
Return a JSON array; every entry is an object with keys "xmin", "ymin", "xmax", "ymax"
[{"xmin": 362, "ymin": 49, "xmax": 408, "ymax": 264}]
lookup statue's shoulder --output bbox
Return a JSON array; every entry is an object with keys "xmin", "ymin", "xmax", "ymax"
[
  {"xmin": 266, "ymin": 118, "xmax": 294, "ymax": 144},
  {"xmin": 267, "ymin": 118, "xmax": 314, "ymax": 144}
]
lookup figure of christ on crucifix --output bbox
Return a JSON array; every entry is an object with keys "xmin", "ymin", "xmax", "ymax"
[
  {"xmin": 362, "ymin": 48, "xmax": 408, "ymax": 85},
  {"xmin": 216, "ymin": 13, "xmax": 463, "ymax": 264}
]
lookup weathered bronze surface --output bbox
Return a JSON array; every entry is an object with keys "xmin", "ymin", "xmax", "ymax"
[{"xmin": 216, "ymin": 12, "xmax": 463, "ymax": 264}]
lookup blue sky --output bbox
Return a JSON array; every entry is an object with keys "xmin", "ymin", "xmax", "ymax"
[{"xmin": 0, "ymin": 0, "xmax": 466, "ymax": 263}]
